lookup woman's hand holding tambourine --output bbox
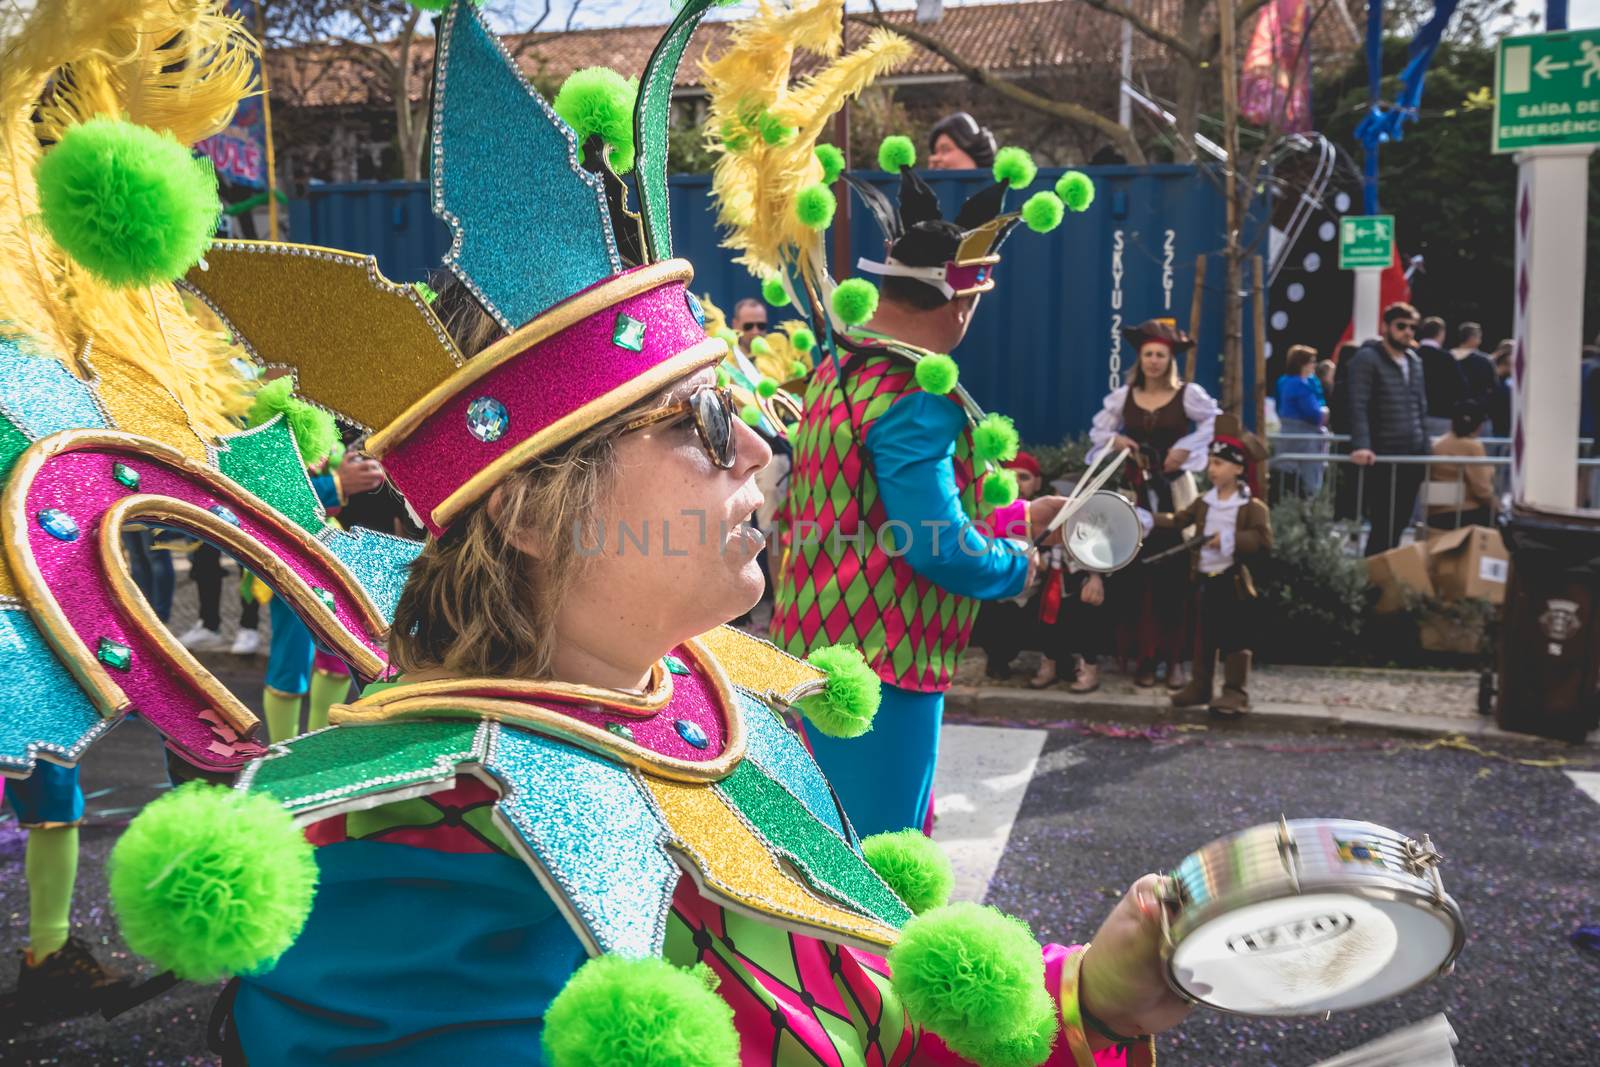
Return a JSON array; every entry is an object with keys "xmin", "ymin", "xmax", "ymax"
[{"xmin": 1079, "ymin": 874, "xmax": 1194, "ymax": 1042}]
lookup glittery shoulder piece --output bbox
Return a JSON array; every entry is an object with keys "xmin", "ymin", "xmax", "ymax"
[
  {"xmin": 181, "ymin": 241, "xmax": 464, "ymax": 434},
  {"xmin": 238, "ymin": 719, "xmax": 490, "ymax": 818},
  {"xmin": 316, "ymin": 526, "xmax": 422, "ymax": 624},
  {"xmin": 431, "ymin": 0, "xmax": 621, "ymax": 329},
  {"xmin": 212, "ymin": 416, "xmax": 326, "ymax": 536},
  {"xmin": 0, "ymin": 604, "xmax": 114, "ymax": 776},
  {"xmin": 696, "ymin": 624, "xmax": 827, "ymax": 705},
  {"xmin": 0, "ymin": 334, "xmax": 109, "ymax": 441}
]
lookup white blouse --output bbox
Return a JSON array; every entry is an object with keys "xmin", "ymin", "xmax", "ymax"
[{"xmin": 1085, "ymin": 383, "xmax": 1220, "ymax": 474}]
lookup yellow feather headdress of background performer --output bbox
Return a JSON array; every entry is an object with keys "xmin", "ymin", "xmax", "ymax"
[
  {"xmin": 704, "ymin": 0, "xmax": 909, "ymax": 321},
  {"xmin": 0, "ymin": 0, "xmax": 258, "ymax": 455}
]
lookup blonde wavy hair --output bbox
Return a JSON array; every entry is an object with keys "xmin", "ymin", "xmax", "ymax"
[{"xmin": 388, "ymin": 279, "xmax": 661, "ymax": 679}]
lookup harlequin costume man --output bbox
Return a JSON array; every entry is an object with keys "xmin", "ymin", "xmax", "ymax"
[{"xmin": 753, "ymin": 139, "xmax": 1098, "ymax": 837}]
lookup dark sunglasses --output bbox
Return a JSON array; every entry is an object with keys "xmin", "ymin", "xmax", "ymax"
[
  {"xmin": 740, "ymin": 321, "xmax": 766, "ymax": 333},
  {"xmin": 620, "ymin": 385, "xmax": 738, "ymax": 469},
  {"xmin": 1391, "ymin": 321, "xmax": 1417, "ymax": 332}
]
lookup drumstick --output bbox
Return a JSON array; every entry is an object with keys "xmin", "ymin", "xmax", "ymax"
[{"xmin": 1032, "ymin": 447, "xmax": 1129, "ymax": 548}]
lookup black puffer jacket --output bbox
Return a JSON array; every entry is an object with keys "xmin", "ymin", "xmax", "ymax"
[{"xmin": 1346, "ymin": 340, "xmax": 1427, "ymax": 455}]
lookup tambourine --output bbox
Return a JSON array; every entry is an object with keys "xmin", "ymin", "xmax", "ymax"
[{"xmin": 1158, "ymin": 818, "xmax": 1466, "ymax": 1017}]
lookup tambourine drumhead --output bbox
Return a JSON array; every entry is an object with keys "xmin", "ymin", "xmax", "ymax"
[
  {"xmin": 1063, "ymin": 491, "xmax": 1142, "ymax": 573},
  {"xmin": 1168, "ymin": 891, "xmax": 1460, "ymax": 1015},
  {"xmin": 1162, "ymin": 819, "xmax": 1465, "ymax": 1017}
]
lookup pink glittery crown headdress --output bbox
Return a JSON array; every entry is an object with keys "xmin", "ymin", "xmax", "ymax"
[{"xmin": 184, "ymin": 0, "xmax": 732, "ymax": 537}]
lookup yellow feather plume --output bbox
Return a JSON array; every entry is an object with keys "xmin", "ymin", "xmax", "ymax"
[
  {"xmin": 0, "ymin": 0, "xmax": 258, "ymax": 453},
  {"xmin": 705, "ymin": 0, "xmax": 909, "ymax": 277}
]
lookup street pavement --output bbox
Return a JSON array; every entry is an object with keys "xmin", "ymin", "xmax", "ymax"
[{"xmin": 5, "ymin": 713, "xmax": 1598, "ymax": 1065}]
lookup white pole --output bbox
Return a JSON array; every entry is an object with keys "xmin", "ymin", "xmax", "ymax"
[
  {"xmin": 1119, "ymin": 1, "xmax": 1133, "ymax": 129},
  {"xmin": 1511, "ymin": 145, "xmax": 1593, "ymax": 510},
  {"xmin": 1351, "ymin": 268, "xmax": 1382, "ymax": 344}
]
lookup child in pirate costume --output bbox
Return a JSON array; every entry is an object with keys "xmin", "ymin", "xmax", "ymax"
[
  {"xmin": 1155, "ymin": 423, "xmax": 1273, "ymax": 716},
  {"xmin": 0, "ymin": 0, "xmax": 1192, "ymax": 1062},
  {"xmin": 710, "ymin": 22, "xmax": 1101, "ymax": 839}
]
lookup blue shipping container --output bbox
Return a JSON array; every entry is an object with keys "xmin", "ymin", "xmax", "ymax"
[{"xmin": 291, "ymin": 166, "xmax": 1266, "ymax": 444}]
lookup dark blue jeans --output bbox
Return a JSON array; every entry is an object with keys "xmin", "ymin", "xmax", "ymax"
[{"xmin": 122, "ymin": 528, "xmax": 174, "ymax": 622}]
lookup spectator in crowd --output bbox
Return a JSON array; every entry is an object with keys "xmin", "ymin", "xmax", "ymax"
[
  {"xmin": 1489, "ymin": 339, "xmax": 1514, "ymax": 437},
  {"xmin": 1416, "ymin": 315, "xmax": 1462, "ymax": 439},
  {"xmin": 177, "ymin": 544, "xmax": 262, "ymax": 655},
  {"xmin": 1273, "ymin": 343, "xmax": 1330, "ymax": 496},
  {"xmin": 1582, "ymin": 345, "xmax": 1600, "ymax": 506},
  {"xmin": 1316, "ymin": 357, "xmax": 1336, "ymax": 399},
  {"xmin": 1348, "ymin": 302, "xmax": 1428, "ymax": 555},
  {"xmin": 1328, "ymin": 341, "xmax": 1359, "ymax": 436},
  {"xmin": 1427, "ymin": 401, "xmax": 1496, "ymax": 530},
  {"xmin": 1090, "ymin": 318, "xmax": 1220, "ymax": 689},
  {"xmin": 1451, "ymin": 321, "xmax": 1497, "ymax": 422},
  {"xmin": 971, "ymin": 452, "xmax": 1048, "ymax": 680},
  {"xmin": 926, "ymin": 111, "xmax": 997, "ymax": 170},
  {"xmin": 729, "ymin": 297, "xmax": 767, "ymax": 355}
]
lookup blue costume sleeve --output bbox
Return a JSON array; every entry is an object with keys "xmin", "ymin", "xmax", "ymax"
[
  {"xmin": 234, "ymin": 840, "xmax": 587, "ymax": 1066},
  {"xmin": 865, "ymin": 391, "xmax": 1029, "ymax": 601},
  {"xmin": 310, "ymin": 472, "xmax": 342, "ymax": 510}
]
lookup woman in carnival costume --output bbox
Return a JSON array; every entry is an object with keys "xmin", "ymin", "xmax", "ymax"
[
  {"xmin": 711, "ymin": 6, "xmax": 1101, "ymax": 837},
  {"xmin": 5, "ymin": 1, "xmax": 1186, "ymax": 1063}
]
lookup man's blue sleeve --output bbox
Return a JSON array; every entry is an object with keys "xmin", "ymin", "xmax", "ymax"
[
  {"xmin": 311, "ymin": 473, "xmax": 341, "ymax": 510},
  {"xmin": 865, "ymin": 391, "xmax": 1029, "ymax": 601}
]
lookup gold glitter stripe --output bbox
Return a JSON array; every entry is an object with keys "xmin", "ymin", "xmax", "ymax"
[
  {"xmin": 346, "ymin": 662, "xmax": 672, "ymax": 716},
  {"xmin": 643, "ymin": 774, "xmax": 899, "ymax": 950},
  {"xmin": 694, "ymin": 624, "xmax": 826, "ymax": 705}
]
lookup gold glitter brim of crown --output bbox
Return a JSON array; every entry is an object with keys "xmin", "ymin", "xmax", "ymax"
[{"xmin": 182, "ymin": 242, "xmax": 466, "ymax": 434}]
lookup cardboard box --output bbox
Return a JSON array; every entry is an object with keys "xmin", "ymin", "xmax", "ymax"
[
  {"xmin": 1366, "ymin": 541, "xmax": 1434, "ymax": 614},
  {"xmin": 1426, "ymin": 525, "xmax": 1508, "ymax": 604}
]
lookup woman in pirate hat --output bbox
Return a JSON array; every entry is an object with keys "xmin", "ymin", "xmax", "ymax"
[{"xmin": 1087, "ymin": 318, "xmax": 1220, "ymax": 690}]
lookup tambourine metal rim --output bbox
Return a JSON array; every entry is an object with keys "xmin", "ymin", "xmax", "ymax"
[
  {"xmin": 1155, "ymin": 866, "xmax": 1468, "ymax": 1017},
  {"xmin": 1061, "ymin": 490, "xmax": 1144, "ymax": 574}
]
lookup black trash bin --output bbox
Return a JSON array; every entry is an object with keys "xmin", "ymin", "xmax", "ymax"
[{"xmin": 1496, "ymin": 507, "xmax": 1600, "ymax": 742}]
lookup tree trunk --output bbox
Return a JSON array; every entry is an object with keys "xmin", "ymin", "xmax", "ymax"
[
  {"xmin": 1172, "ymin": 0, "xmax": 1205, "ymax": 160},
  {"xmin": 394, "ymin": 11, "xmax": 424, "ymax": 182},
  {"xmin": 1218, "ymin": 0, "xmax": 1242, "ymax": 417}
]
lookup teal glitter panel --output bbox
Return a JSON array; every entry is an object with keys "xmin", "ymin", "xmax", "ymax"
[
  {"xmin": 0, "ymin": 605, "xmax": 114, "ymax": 776},
  {"xmin": 486, "ymin": 724, "xmax": 679, "ymax": 959},
  {"xmin": 431, "ymin": 0, "xmax": 620, "ymax": 329},
  {"xmin": 0, "ymin": 335, "xmax": 107, "ymax": 440},
  {"xmin": 736, "ymin": 690, "xmax": 852, "ymax": 846},
  {"xmin": 238, "ymin": 720, "xmax": 487, "ymax": 815},
  {"xmin": 717, "ymin": 760, "xmax": 912, "ymax": 932},
  {"xmin": 215, "ymin": 417, "xmax": 325, "ymax": 535},
  {"xmin": 317, "ymin": 526, "xmax": 421, "ymax": 624}
]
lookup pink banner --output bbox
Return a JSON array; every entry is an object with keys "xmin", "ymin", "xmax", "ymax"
[{"xmin": 1240, "ymin": 0, "xmax": 1312, "ymax": 132}]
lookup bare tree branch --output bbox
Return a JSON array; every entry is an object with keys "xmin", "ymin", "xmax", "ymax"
[
  {"xmin": 857, "ymin": 9, "xmax": 1147, "ymax": 164},
  {"xmin": 1073, "ymin": 0, "xmax": 1201, "ymax": 64}
]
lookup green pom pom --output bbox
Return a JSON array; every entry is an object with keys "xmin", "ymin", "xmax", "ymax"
[
  {"xmin": 789, "ymin": 359, "xmax": 809, "ymax": 378},
  {"xmin": 992, "ymin": 146, "xmax": 1037, "ymax": 189},
  {"xmin": 762, "ymin": 275, "xmax": 791, "ymax": 307},
  {"xmin": 1020, "ymin": 192, "xmax": 1064, "ymax": 234},
  {"xmin": 878, "ymin": 134, "xmax": 917, "ymax": 172},
  {"xmin": 720, "ymin": 119, "xmax": 751, "ymax": 154},
  {"xmin": 739, "ymin": 403, "xmax": 763, "ymax": 426},
  {"xmin": 972, "ymin": 412, "xmax": 1020, "ymax": 464},
  {"xmin": 796, "ymin": 644, "xmax": 881, "ymax": 738},
  {"xmin": 412, "ymin": 280, "xmax": 439, "ymax": 305},
  {"xmin": 789, "ymin": 326, "xmax": 815, "ymax": 353},
  {"xmin": 715, "ymin": 366, "xmax": 731, "ymax": 388},
  {"xmin": 795, "ymin": 183, "xmax": 837, "ymax": 230},
  {"xmin": 888, "ymin": 902, "xmax": 1056, "ymax": 1064},
  {"xmin": 749, "ymin": 336, "xmax": 772, "ymax": 357},
  {"xmin": 1056, "ymin": 170, "xmax": 1095, "ymax": 212},
  {"xmin": 758, "ymin": 112, "xmax": 795, "ymax": 146},
  {"xmin": 831, "ymin": 278, "xmax": 879, "ymax": 326},
  {"xmin": 327, "ymin": 440, "xmax": 347, "ymax": 469},
  {"xmin": 914, "ymin": 353, "xmax": 959, "ymax": 395},
  {"xmin": 716, "ymin": 327, "xmax": 739, "ymax": 349},
  {"xmin": 815, "ymin": 143, "xmax": 846, "ymax": 184},
  {"xmin": 36, "ymin": 117, "xmax": 219, "ymax": 287},
  {"xmin": 756, "ymin": 377, "xmax": 779, "ymax": 398},
  {"xmin": 247, "ymin": 377, "xmax": 338, "ymax": 465},
  {"xmin": 862, "ymin": 831, "xmax": 954, "ymax": 915},
  {"xmin": 982, "ymin": 468, "xmax": 1020, "ymax": 506},
  {"xmin": 543, "ymin": 956, "xmax": 739, "ymax": 1067},
  {"xmin": 553, "ymin": 67, "xmax": 639, "ymax": 174},
  {"xmin": 946, "ymin": 1009, "xmax": 1060, "ymax": 1067},
  {"xmin": 108, "ymin": 783, "xmax": 317, "ymax": 982}
]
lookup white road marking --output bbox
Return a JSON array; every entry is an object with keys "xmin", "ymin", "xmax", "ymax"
[
  {"xmin": 1567, "ymin": 770, "xmax": 1600, "ymax": 807},
  {"xmin": 932, "ymin": 723, "xmax": 1048, "ymax": 904}
]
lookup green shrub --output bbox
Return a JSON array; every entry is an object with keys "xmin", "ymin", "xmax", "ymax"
[{"xmin": 1255, "ymin": 492, "xmax": 1371, "ymax": 664}]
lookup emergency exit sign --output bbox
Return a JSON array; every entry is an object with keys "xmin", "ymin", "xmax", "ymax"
[
  {"xmin": 1339, "ymin": 215, "xmax": 1394, "ymax": 269},
  {"xmin": 1494, "ymin": 29, "xmax": 1600, "ymax": 152}
]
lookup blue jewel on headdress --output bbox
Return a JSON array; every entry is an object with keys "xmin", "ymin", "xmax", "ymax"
[
  {"xmin": 209, "ymin": 504, "xmax": 241, "ymax": 527},
  {"xmin": 685, "ymin": 291, "xmax": 706, "ymax": 330},
  {"xmin": 674, "ymin": 719, "xmax": 709, "ymax": 749},
  {"xmin": 662, "ymin": 654, "xmax": 690, "ymax": 676},
  {"xmin": 37, "ymin": 509, "xmax": 79, "ymax": 541},
  {"xmin": 466, "ymin": 396, "xmax": 509, "ymax": 443}
]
